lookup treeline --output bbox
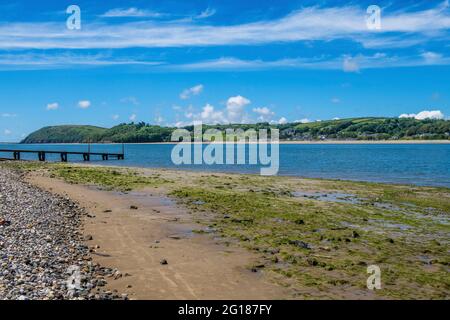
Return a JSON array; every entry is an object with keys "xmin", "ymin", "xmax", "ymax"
[
  {"xmin": 279, "ymin": 117, "xmax": 450, "ymax": 140},
  {"xmin": 21, "ymin": 117, "xmax": 450, "ymax": 143}
]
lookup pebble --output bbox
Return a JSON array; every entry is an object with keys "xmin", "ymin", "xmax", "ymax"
[
  {"xmin": 160, "ymin": 259, "xmax": 168, "ymax": 265},
  {"xmin": 0, "ymin": 167, "xmax": 123, "ymax": 300},
  {"xmin": 289, "ymin": 240, "xmax": 312, "ymax": 250}
]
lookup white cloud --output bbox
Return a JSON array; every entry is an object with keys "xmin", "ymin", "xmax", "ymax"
[
  {"xmin": 278, "ymin": 117, "xmax": 288, "ymax": 124},
  {"xmin": 199, "ymin": 103, "xmax": 227, "ymax": 124},
  {"xmin": 173, "ymin": 52, "xmax": 450, "ymax": 72},
  {"xmin": 0, "ymin": 50, "xmax": 449, "ymax": 73},
  {"xmin": 2, "ymin": 3, "xmax": 449, "ymax": 50},
  {"xmin": 399, "ymin": 110, "xmax": 445, "ymax": 120},
  {"xmin": 253, "ymin": 107, "xmax": 274, "ymax": 116},
  {"xmin": 196, "ymin": 8, "xmax": 216, "ymax": 19},
  {"xmin": 78, "ymin": 100, "xmax": 91, "ymax": 109},
  {"xmin": 112, "ymin": 114, "xmax": 119, "ymax": 120},
  {"xmin": 1, "ymin": 113, "xmax": 17, "ymax": 117},
  {"xmin": 421, "ymin": 51, "xmax": 443, "ymax": 64},
  {"xmin": 129, "ymin": 113, "xmax": 137, "ymax": 121},
  {"xmin": 180, "ymin": 84, "xmax": 204, "ymax": 100},
  {"xmin": 177, "ymin": 96, "xmax": 252, "ymax": 125},
  {"xmin": 101, "ymin": 8, "xmax": 162, "ymax": 18},
  {"xmin": 294, "ymin": 118, "xmax": 312, "ymax": 123},
  {"xmin": 46, "ymin": 102, "xmax": 59, "ymax": 110},
  {"xmin": 331, "ymin": 97, "xmax": 341, "ymax": 104},
  {"xmin": 174, "ymin": 121, "xmax": 193, "ymax": 128},
  {"xmin": 4, "ymin": 129, "xmax": 11, "ymax": 135},
  {"xmin": 226, "ymin": 95, "xmax": 251, "ymax": 123},
  {"xmin": 343, "ymin": 56, "xmax": 360, "ymax": 73},
  {"xmin": 155, "ymin": 116, "xmax": 164, "ymax": 124},
  {"xmin": 399, "ymin": 113, "xmax": 416, "ymax": 118},
  {"xmin": 0, "ymin": 52, "xmax": 164, "ymax": 70},
  {"xmin": 120, "ymin": 96, "xmax": 140, "ymax": 105},
  {"xmin": 253, "ymin": 107, "xmax": 275, "ymax": 122}
]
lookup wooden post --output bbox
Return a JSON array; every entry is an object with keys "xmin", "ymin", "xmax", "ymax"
[
  {"xmin": 38, "ymin": 152, "xmax": 46, "ymax": 161},
  {"xmin": 60, "ymin": 152, "xmax": 68, "ymax": 162}
]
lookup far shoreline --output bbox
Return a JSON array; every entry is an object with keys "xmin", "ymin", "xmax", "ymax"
[{"xmin": 6, "ymin": 139, "xmax": 450, "ymax": 145}]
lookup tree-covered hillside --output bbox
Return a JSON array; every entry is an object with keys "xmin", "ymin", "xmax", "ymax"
[
  {"xmin": 21, "ymin": 118, "xmax": 450, "ymax": 143},
  {"xmin": 21, "ymin": 125, "xmax": 108, "ymax": 143}
]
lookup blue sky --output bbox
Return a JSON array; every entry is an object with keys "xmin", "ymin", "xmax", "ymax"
[{"xmin": 0, "ymin": 0, "xmax": 449, "ymax": 141}]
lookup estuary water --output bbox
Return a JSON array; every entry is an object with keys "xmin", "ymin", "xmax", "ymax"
[{"xmin": 1, "ymin": 143, "xmax": 449, "ymax": 188}]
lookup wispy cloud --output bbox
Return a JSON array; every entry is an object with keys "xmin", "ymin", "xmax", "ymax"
[
  {"xmin": 100, "ymin": 8, "xmax": 163, "ymax": 18},
  {"xmin": 0, "ymin": 3, "xmax": 448, "ymax": 72},
  {"xmin": 120, "ymin": 96, "xmax": 140, "ymax": 105},
  {"xmin": 0, "ymin": 52, "xmax": 163, "ymax": 70},
  {"xmin": 1, "ymin": 113, "xmax": 17, "ymax": 117},
  {"xmin": 180, "ymin": 84, "xmax": 204, "ymax": 99},
  {"xmin": 171, "ymin": 53, "xmax": 450, "ymax": 72},
  {"xmin": 331, "ymin": 97, "xmax": 341, "ymax": 104},
  {"xmin": 196, "ymin": 8, "xmax": 216, "ymax": 19},
  {"xmin": 1, "ymin": 51, "xmax": 449, "ymax": 72},
  {"xmin": 0, "ymin": 3, "xmax": 448, "ymax": 50},
  {"xmin": 421, "ymin": 51, "xmax": 444, "ymax": 64}
]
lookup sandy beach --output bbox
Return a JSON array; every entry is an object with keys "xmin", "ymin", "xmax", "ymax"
[
  {"xmin": 28, "ymin": 172, "xmax": 287, "ymax": 299},
  {"xmin": 1, "ymin": 161, "xmax": 449, "ymax": 300}
]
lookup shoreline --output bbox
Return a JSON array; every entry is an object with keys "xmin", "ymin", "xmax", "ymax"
[
  {"xmin": 3, "ymin": 139, "xmax": 450, "ymax": 145},
  {"xmin": 2, "ymin": 160, "xmax": 450, "ymax": 189}
]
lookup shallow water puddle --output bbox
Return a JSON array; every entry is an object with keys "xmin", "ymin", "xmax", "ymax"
[
  {"xmin": 292, "ymin": 191, "xmax": 364, "ymax": 204},
  {"xmin": 369, "ymin": 219, "xmax": 413, "ymax": 230}
]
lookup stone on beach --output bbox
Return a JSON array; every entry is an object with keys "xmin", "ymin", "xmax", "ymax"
[{"xmin": 0, "ymin": 168, "xmax": 121, "ymax": 300}]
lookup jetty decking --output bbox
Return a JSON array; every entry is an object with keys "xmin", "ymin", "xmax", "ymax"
[{"xmin": 0, "ymin": 149, "xmax": 124, "ymax": 162}]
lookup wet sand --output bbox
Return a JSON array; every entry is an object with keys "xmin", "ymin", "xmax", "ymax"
[{"xmin": 28, "ymin": 173, "xmax": 289, "ymax": 300}]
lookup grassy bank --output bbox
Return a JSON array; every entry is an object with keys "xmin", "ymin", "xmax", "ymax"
[{"xmin": 2, "ymin": 161, "xmax": 449, "ymax": 299}]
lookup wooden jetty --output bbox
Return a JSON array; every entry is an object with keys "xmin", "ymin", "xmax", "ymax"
[{"xmin": 0, "ymin": 149, "xmax": 124, "ymax": 162}]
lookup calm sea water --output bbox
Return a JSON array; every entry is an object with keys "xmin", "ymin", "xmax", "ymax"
[{"xmin": 1, "ymin": 143, "xmax": 449, "ymax": 188}]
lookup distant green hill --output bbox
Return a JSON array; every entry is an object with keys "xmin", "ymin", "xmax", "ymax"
[
  {"xmin": 21, "ymin": 125, "xmax": 108, "ymax": 143},
  {"xmin": 21, "ymin": 118, "xmax": 450, "ymax": 143}
]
